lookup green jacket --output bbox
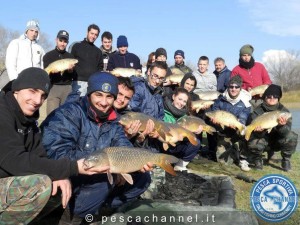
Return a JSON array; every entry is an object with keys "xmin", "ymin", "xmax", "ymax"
[{"xmin": 163, "ymin": 110, "xmax": 185, "ymax": 124}]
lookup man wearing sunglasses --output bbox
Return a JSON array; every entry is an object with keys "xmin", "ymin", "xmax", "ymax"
[
  {"xmin": 247, "ymin": 84, "xmax": 298, "ymax": 171},
  {"xmin": 209, "ymin": 75, "xmax": 252, "ymax": 171}
]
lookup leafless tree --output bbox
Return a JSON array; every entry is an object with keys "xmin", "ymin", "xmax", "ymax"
[{"xmin": 263, "ymin": 50, "xmax": 300, "ymax": 90}]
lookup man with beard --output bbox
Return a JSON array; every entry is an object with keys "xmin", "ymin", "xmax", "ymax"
[{"xmin": 231, "ymin": 44, "xmax": 272, "ymax": 108}]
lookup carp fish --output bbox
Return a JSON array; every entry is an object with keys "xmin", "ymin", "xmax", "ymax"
[
  {"xmin": 177, "ymin": 116, "xmax": 216, "ymax": 135},
  {"xmin": 110, "ymin": 68, "xmax": 142, "ymax": 77},
  {"xmin": 249, "ymin": 84, "xmax": 269, "ymax": 97},
  {"xmin": 194, "ymin": 91, "xmax": 221, "ymax": 101},
  {"xmin": 165, "ymin": 74, "xmax": 184, "ymax": 83},
  {"xmin": 191, "ymin": 100, "xmax": 214, "ymax": 113},
  {"xmin": 245, "ymin": 110, "xmax": 292, "ymax": 141},
  {"xmin": 44, "ymin": 58, "xmax": 78, "ymax": 75},
  {"xmin": 119, "ymin": 112, "xmax": 171, "ymax": 140},
  {"xmin": 205, "ymin": 110, "xmax": 245, "ymax": 135},
  {"xmin": 83, "ymin": 146, "xmax": 179, "ymax": 185},
  {"xmin": 158, "ymin": 122, "xmax": 199, "ymax": 150}
]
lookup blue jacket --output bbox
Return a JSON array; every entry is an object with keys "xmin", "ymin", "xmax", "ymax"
[
  {"xmin": 212, "ymin": 95, "xmax": 251, "ymax": 125},
  {"xmin": 41, "ymin": 96, "xmax": 132, "ymax": 161},
  {"xmin": 213, "ymin": 66, "xmax": 231, "ymax": 93},
  {"xmin": 129, "ymin": 77, "xmax": 165, "ymax": 120},
  {"xmin": 107, "ymin": 51, "xmax": 141, "ymax": 71}
]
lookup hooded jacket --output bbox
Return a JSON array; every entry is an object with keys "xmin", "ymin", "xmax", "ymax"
[{"xmin": 5, "ymin": 34, "xmax": 45, "ymax": 80}]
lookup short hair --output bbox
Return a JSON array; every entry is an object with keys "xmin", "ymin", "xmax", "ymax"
[
  {"xmin": 214, "ymin": 57, "xmax": 225, "ymax": 64},
  {"xmin": 117, "ymin": 77, "xmax": 135, "ymax": 94},
  {"xmin": 101, "ymin": 31, "xmax": 113, "ymax": 41},
  {"xmin": 149, "ymin": 61, "xmax": 168, "ymax": 73},
  {"xmin": 88, "ymin": 24, "xmax": 100, "ymax": 33},
  {"xmin": 198, "ymin": 56, "xmax": 209, "ymax": 64}
]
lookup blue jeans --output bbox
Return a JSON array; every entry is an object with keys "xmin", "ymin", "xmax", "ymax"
[{"xmin": 69, "ymin": 172, "xmax": 151, "ymax": 218}]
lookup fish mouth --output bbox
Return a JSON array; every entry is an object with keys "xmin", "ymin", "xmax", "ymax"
[{"xmin": 82, "ymin": 160, "xmax": 93, "ymax": 169}]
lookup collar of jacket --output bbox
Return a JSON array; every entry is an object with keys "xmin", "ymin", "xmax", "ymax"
[
  {"xmin": 145, "ymin": 80, "xmax": 163, "ymax": 95},
  {"xmin": 55, "ymin": 47, "xmax": 66, "ymax": 54},
  {"xmin": 82, "ymin": 38, "xmax": 95, "ymax": 46},
  {"xmin": 5, "ymin": 91, "xmax": 39, "ymax": 125}
]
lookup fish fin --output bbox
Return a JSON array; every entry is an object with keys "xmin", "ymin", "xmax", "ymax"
[
  {"xmin": 157, "ymin": 129, "xmax": 166, "ymax": 140},
  {"xmin": 44, "ymin": 68, "xmax": 51, "ymax": 75},
  {"xmin": 163, "ymin": 143, "xmax": 169, "ymax": 151},
  {"xmin": 157, "ymin": 154, "xmax": 179, "ymax": 176},
  {"xmin": 267, "ymin": 128, "xmax": 272, "ymax": 133},
  {"xmin": 196, "ymin": 108, "xmax": 200, "ymax": 113},
  {"xmin": 205, "ymin": 126, "xmax": 216, "ymax": 135},
  {"xmin": 245, "ymin": 126, "xmax": 253, "ymax": 141},
  {"xmin": 220, "ymin": 124, "xmax": 225, "ymax": 130},
  {"xmin": 169, "ymin": 142, "xmax": 176, "ymax": 147},
  {"xmin": 121, "ymin": 173, "xmax": 133, "ymax": 185},
  {"xmin": 238, "ymin": 124, "xmax": 246, "ymax": 135},
  {"xmin": 107, "ymin": 172, "xmax": 114, "ymax": 185},
  {"xmin": 60, "ymin": 71, "xmax": 64, "ymax": 75},
  {"xmin": 185, "ymin": 131, "xmax": 198, "ymax": 146}
]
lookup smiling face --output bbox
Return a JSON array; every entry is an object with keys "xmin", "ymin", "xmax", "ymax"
[
  {"xmin": 114, "ymin": 84, "xmax": 134, "ymax": 110},
  {"xmin": 86, "ymin": 28, "xmax": 99, "ymax": 43},
  {"xmin": 147, "ymin": 66, "xmax": 167, "ymax": 88},
  {"xmin": 183, "ymin": 78, "xmax": 196, "ymax": 92},
  {"xmin": 228, "ymin": 84, "xmax": 241, "ymax": 99},
  {"xmin": 241, "ymin": 54, "xmax": 251, "ymax": 62},
  {"xmin": 89, "ymin": 91, "xmax": 114, "ymax": 113},
  {"xmin": 14, "ymin": 88, "xmax": 46, "ymax": 116},
  {"xmin": 172, "ymin": 92, "xmax": 189, "ymax": 109}
]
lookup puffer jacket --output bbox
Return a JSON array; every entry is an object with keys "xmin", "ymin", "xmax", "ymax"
[
  {"xmin": 129, "ymin": 77, "xmax": 164, "ymax": 120},
  {"xmin": 5, "ymin": 34, "xmax": 45, "ymax": 80},
  {"xmin": 41, "ymin": 96, "xmax": 132, "ymax": 161}
]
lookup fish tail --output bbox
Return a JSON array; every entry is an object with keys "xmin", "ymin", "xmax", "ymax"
[
  {"xmin": 157, "ymin": 154, "xmax": 179, "ymax": 176},
  {"xmin": 245, "ymin": 125, "xmax": 254, "ymax": 141},
  {"xmin": 45, "ymin": 67, "xmax": 51, "ymax": 75},
  {"xmin": 237, "ymin": 124, "xmax": 246, "ymax": 136}
]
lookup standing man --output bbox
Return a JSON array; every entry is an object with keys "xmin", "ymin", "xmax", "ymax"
[
  {"xmin": 43, "ymin": 30, "xmax": 76, "ymax": 115},
  {"xmin": 5, "ymin": 19, "xmax": 45, "ymax": 81},
  {"xmin": 41, "ymin": 72, "xmax": 151, "ymax": 223},
  {"xmin": 100, "ymin": 31, "xmax": 117, "ymax": 71},
  {"xmin": 169, "ymin": 50, "xmax": 192, "ymax": 74},
  {"xmin": 213, "ymin": 57, "xmax": 231, "ymax": 93},
  {"xmin": 107, "ymin": 35, "xmax": 141, "ymax": 71},
  {"xmin": 71, "ymin": 24, "xmax": 103, "ymax": 97},
  {"xmin": 0, "ymin": 68, "xmax": 109, "ymax": 224},
  {"xmin": 193, "ymin": 56, "xmax": 217, "ymax": 92}
]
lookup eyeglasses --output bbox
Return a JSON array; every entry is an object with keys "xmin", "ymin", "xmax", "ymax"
[
  {"xmin": 229, "ymin": 85, "xmax": 240, "ymax": 89},
  {"xmin": 150, "ymin": 73, "xmax": 166, "ymax": 82},
  {"xmin": 266, "ymin": 95, "xmax": 279, "ymax": 99}
]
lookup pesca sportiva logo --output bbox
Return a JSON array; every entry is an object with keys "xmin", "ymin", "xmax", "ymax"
[{"xmin": 250, "ymin": 174, "xmax": 298, "ymax": 222}]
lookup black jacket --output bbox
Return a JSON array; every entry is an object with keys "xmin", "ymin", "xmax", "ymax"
[
  {"xmin": 71, "ymin": 39, "xmax": 103, "ymax": 81},
  {"xmin": 43, "ymin": 48, "xmax": 76, "ymax": 85},
  {"xmin": 0, "ymin": 92, "xmax": 78, "ymax": 180}
]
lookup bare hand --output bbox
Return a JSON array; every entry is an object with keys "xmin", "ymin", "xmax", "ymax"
[
  {"xmin": 140, "ymin": 162, "xmax": 154, "ymax": 173},
  {"xmin": 194, "ymin": 125, "xmax": 203, "ymax": 134},
  {"xmin": 77, "ymin": 159, "xmax": 110, "ymax": 175},
  {"xmin": 115, "ymin": 174, "xmax": 126, "ymax": 186},
  {"xmin": 278, "ymin": 116, "xmax": 288, "ymax": 125},
  {"xmin": 254, "ymin": 126, "xmax": 264, "ymax": 132},
  {"xmin": 52, "ymin": 179, "xmax": 72, "ymax": 209},
  {"xmin": 124, "ymin": 120, "xmax": 141, "ymax": 139}
]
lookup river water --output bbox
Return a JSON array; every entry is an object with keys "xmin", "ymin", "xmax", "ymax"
[{"xmin": 290, "ymin": 109, "xmax": 300, "ymax": 151}]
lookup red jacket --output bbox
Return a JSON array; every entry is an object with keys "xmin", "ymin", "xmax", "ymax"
[{"xmin": 231, "ymin": 62, "xmax": 271, "ymax": 91}]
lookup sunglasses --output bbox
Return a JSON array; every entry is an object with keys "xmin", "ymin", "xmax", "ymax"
[
  {"xmin": 229, "ymin": 85, "xmax": 240, "ymax": 89},
  {"xmin": 266, "ymin": 95, "xmax": 279, "ymax": 99}
]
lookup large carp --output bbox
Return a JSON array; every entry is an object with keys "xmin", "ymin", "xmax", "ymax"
[
  {"xmin": 110, "ymin": 68, "xmax": 142, "ymax": 77},
  {"xmin": 44, "ymin": 58, "xmax": 78, "ymax": 75},
  {"xmin": 177, "ymin": 116, "xmax": 216, "ymax": 135},
  {"xmin": 194, "ymin": 91, "xmax": 221, "ymax": 100},
  {"xmin": 158, "ymin": 122, "xmax": 199, "ymax": 150},
  {"xmin": 205, "ymin": 110, "xmax": 245, "ymax": 135},
  {"xmin": 165, "ymin": 74, "xmax": 184, "ymax": 83},
  {"xmin": 245, "ymin": 110, "xmax": 292, "ymax": 141},
  {"xmin": 191, "ymin": 100, "xmax": 214, "ymax": 113},
  {"xmin": 249, "ymin": 85, "xmax": 269, "ymax": 97},
  {"xmin": 83, "ymin": 147, "xmax": 179, "ymax": 185},
  {"xmin": 119, "ymin": 112, "xmax": 170, "ymax": 140}
]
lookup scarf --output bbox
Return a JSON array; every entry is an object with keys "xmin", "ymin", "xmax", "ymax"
[
  {"xmin": 239, "ymin": 57, "xmax": 255, "ymax": 69},
  {"xmin": 164, "ymin": 97, "xmax": 187, "ymax": 119},
  {"xmin": 261, "ymin": 102, "xmax": 280, "ymax": 112}
]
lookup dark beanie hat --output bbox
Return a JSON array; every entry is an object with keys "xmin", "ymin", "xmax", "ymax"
[
  {"xmin": 87, "ymin": 72, "xmax": 119, "ymax": 98},
  {"xmin": 117, "ymin": 35, "xmax": 128, "ymax": 48},
  {"xmin": 174, "ymin": 50, "xmax": 185, "ymax": 59},
  {"xmin": 12, "ymin": 67, "xmax": 50, "ymax": 95},
  {"xmin": 229, "ymin": 75, "xmax": 243, "ymax": 86},
  {"xmin": 240, "ymin": 44, "xmax": 254, "ymax": 56},
  {"xmin": 155, "ymin": 47, "xmax": 167, "ymax": 59},
  {"xmin": 262, "ymin": 84, "xmax": 282, "ymax": 99}
]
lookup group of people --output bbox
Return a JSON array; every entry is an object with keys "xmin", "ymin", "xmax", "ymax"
[{"xmin": 0, "ymin": 19, "xmax": 298, "ymax": 224}]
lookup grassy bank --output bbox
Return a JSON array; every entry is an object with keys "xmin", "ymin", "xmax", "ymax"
[
  {"xmin": 281, "ymin": 90, "xmax": 300, "ymax": 109},
  {"xmin": 189, "ymin": 151, "xmax": 300, "ymax": 225}
]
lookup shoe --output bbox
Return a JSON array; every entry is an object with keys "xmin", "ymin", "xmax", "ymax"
[
  {"xmin": 174, "ymin": 160, "xmax": 189, "ymax": 171},
  {"xmin": 281, "ymin": 160, "xmax": 291, "ymax": 172},
  {"xmin": 239, "ymin": 160, "xmax": 251, "ymax": 172},
  {"xmin": 254, "ymin": 159, "xmax": 263, "ymax": 170}
]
